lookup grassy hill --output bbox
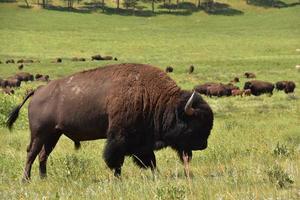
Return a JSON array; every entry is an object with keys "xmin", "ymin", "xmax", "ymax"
[{"xmin": 0, "ymin": 1, "xmax": 299, "ymax": 199}]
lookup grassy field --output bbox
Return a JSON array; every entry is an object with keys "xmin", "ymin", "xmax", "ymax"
[{"xmin": 0, "ymin": 1, "xmax": 300, "ymax": 199}]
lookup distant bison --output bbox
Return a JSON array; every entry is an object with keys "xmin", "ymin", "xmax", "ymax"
[
  {"xmin": 5, "ymin": 78, "xmax": 21, "ymax": 88},
  {"xmin": 1, "ymin": 88, "xmax": 14, "ymax": 95},
  {"xmin": 188, "ymin": 65, "xmax": 194, "ymax": 74},
  {"xmin": 244, "ymin": 89, "xmax": 251, "ymax": 96},
  {"xmin": 18, "ymin": 64, "xmax": 24, "ymax": 70},
  {"xmin": 230, "ymin": 77, "xmax": 239, "ymax": 83},
  {"xmin": 17, "ymin": 59, "xmax": 34, "ymax": 64},
  {"xmin": 0, "ymin": 78, "xmax": 8, "ymax": 88},
  {"xmin": 244, "ymin": 72, "xmax": 256, "ymax": 78},
  {"xmin": 275, "ymin": 81, "xmax": 296, "ymax": 93},
  {"xmin": 71, "ymin": 57, "xmax": 86, "ymax": 62},
  {"xmin": 206, "ymin": 84, "xmax": 232, "ymax": 97},
  {"xmin": 231, "ymin": 89, "xmax": 243, "ymax": 97},
  {"xmin": 194, "ymin": 82, "xmax": 218, "ymax": 95},
  {"xmin": 7, "ymin": 63, "xmax": 214, "ymax": 181},
  {"xmin": 284, "ymin": 81, "xmax": 296, "ymax": 93},
  {"xmin": 6, "ymin": 59, "xmax": 15, "ymax": 64},
  {"xmin": 165, "ymin": 66, "xmax": 173, "ymax": 73},
  {"xmin": 244, "ymin": 80, "xmax": 274, "ymax": 96},
  {"xmin": 13, "ymin": 72, "xmax": 34, "ymax": 82},
  {"xmin": 36, "ymin": 75, "xmax": 50, "ymax": 82}
]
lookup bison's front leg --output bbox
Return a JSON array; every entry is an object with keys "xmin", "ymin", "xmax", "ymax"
[
  {"xmin": 132, "ymin": 151, "xmax": 156, "ymax": 171},
  {"xmin": 176, "ymin": 150, "xmax": 193, "ymax": 178},
  {"xmin": 103, "ymin": 137, "xmax": 126, "ymax": 177}
]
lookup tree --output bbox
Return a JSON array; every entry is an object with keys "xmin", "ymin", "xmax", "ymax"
[{"xmin": 24, "ymin": 0, "xmax": 30, "ymax": 7}]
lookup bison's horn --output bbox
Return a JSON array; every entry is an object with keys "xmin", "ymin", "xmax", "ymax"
[{"xmin": 184, "ymin": 91, "xmax": 196, "ymax": 116}]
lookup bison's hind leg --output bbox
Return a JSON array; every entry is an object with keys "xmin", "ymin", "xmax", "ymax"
[
  {"xmin": 23, "ymin": 134, "xmax": 46, "ymax": 182},
  {"xmin": 38, "ymin": 133, "xmax": 61, "ymax": 178},
  {"xmin": 103, "ymin": 138, "xmax": 126, "ymax": 177}
]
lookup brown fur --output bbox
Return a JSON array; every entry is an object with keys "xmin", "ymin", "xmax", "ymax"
[
  {"xmin": 244, "ymin": 80, "xmax": 274, "ymax": 96},
  {"xmin": 1, "ymin": 88, "xmax": 14, "ymax": 95},
  {"xmin": 244, "ymin": 89, "xmax": 251, "ymax": 96},
  {"xmin": 244, "ymin": 72, "xmax": 256, "ymax": 78},
  {"xmin": 165, "ymin": 66, "xmax": 173, "ymax": 73},
  {"xmin": 7, "ymin": 63, "xmax": 214, "ymax": 180},
  {"xmin": 231, "ymin": 89, "xmax": 243, "ymax": 97},
  {"xmin": 6, "ymin": 59, "xmax": 15, "ymax": 64},
  {"xmin": 188, "ymin": 65, "xmax": 194, "ymax": 74}
]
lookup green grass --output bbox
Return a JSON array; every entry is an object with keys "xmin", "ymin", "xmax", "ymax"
[{"xmin": 0, "ymin": 1, "xmax": 300, "ymax": 199}]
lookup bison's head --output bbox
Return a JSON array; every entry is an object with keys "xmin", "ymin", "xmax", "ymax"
[
  {"xmin": 244, "ymin": 81, "xmax": 252, "ymax": 90},
  {"xmin": 163, "ymin": 91, "xmax": 213, "ymax": 161}
]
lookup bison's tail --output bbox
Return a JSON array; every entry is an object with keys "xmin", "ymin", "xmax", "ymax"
[{"xmin": 6, "ymin": 90, "xmax": 35, "ymax": 130}]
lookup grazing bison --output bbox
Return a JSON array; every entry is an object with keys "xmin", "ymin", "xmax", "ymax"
[
  {"xmin": 13, "ymin": 72, "xmax": 34, "ymax": 82},
  {"xmin": 244, "ymin": 89, "xmax": 251, "ymax": 96},
  {"xmin": 17, "ymin": 59, "xmax": 34, "ymax": 64},
  {"xmin": 230, "ymin": 77, "xmax": 239, "ymax": 83},
  {"xmin": 244, "ymin": 72, "xmax": 256, "ymax": 78},
  {"xmin": 244, "ymin": 80, "xmax": 274, "ymax": 96},
  {"xmin": 165, "ymin": 66, "xmax": 173, "ymax": 73},
  {"xmin": 7, "ymin": 63, "xmax": 213, "ymax": 181},
  {"xmin": 231, "ymin": 89, "xmax": 243, "ymax": 97},
  {"xmin": 194, "ymin": 82, "xmax": 218, "ymax": 95},
  {"xmin": 206, "ymin": 84, "xmax": 232, "ymax": 97},
  {"xmin": 188, "ymin": 65, "xmax": 194, "ymax": 74},
  {"xmin": 284, "ymin": 81, "xmax": 296, "ymax": 94},
  {"xmin": 5, "ymin": 78, "xmax": 21, "ymax": 88},
  {"xmin": 0, "ymin": 78, "xmax": 8, "ymax": 88},
  {"xmin": 114, "ymin": 57, "xmax": 118, "ymax": 61},
  {"xmin": 36, "ymin": 75, "xmax": 50, "ymax": 82},
  {"xmin": 91, "ymin": 55, "xmax": 114, "ymax": 61},
  {"xmin": 275, "ymin": 81, "xmax": 296, "ymax": 93},
  {"xmin": 18, "ymin": 64, "xmax": 24, "ymax": 70},
  {"xmin": 56, "ymin": 58, "xmax": 62, "ymax": 63},
  {"xmin": 71, "ymin": 57, "xmax": 86, "ymax": 62},
  {"xmin": 1, "ymin": 88, "xmax": 14, "ymax": 95},
  {"xmin": 6, "ymin": 59, "xmax": 15, "ymax": 64}
]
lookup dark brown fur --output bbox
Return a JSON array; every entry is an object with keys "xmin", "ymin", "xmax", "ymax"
[
  {"xmin": 188, "ymin": 65, "xmax": 194, "ymax": 74},
  {"xmin": 244, "ymin": 72, "xmax": 256, "ymax": 78},
  {"xmin": 7, "ymin": 63, "xmax": 214, "ymax": 180},
  {"xmin": 1, "ymin": 88, "xmax": 14, "ymax": 95},
  {"xmin": 6, "ymin": 59, "xmax": 15, "ymax": 64},
  {"xmin": 13, "ymin": 72, "xmax": 34, "ymax": 82},
  {"xmin": 206, "ymin": 84, "xmax": 232, "ymax": 97},
  {"xmin": 194, "ymin": 82, "xmax": 218, "ymax": 95},
  {"xmin": 165, "ymin": 66, "xmax": 173, "ymax": 73},
  {"xmin": 244, "ymin": 80, "xmax": 274, "ymax": 96},
  {"xmin": 5, "ymin": 78, "xmax": 21, "ymax": 88}
]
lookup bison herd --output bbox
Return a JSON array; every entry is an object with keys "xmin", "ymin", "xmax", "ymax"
[
  {"xmin": 166, "ymin": 66, "xmax": 296, "ymax": 97},
  {"xmin": 1, "ymin": 72, "xmax": 50, "ymax": 95}
]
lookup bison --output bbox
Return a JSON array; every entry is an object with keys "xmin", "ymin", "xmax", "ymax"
[
  {"xmin": 13, "ymin": 72, "xmax": 34, "ymax": 82},
  {"xmin": 206, "ymin": 84, "xmax": 232, "ymax": 97},
  {"xmin": 244, "ymin": 80, "xmax": 274, "ymax": 96},
  {"xmin": 243, "ymin": 89, "xmax": 251, "ymax": 96},
  {"xmin": 194, "ymin": 82, "xmax": 218, "ymax": 95},
  {"xmin": 6, "ymin": 59, "xmax": 15, "ymax": 64},
  {"xmin": 244, "ymin": 72, "xmax": 256, "ymax": 78},
  {"xmin": 5, "ymin": 78, "xmax": 21, "ymax": 88},
  {"xmin": 275, "ymin": 81, "xmax": 296, "ymax": 93},
  {"xmin": 231, "ymin": 89, "xmax": 243, "ymax": 97},
  {"xmin": 284, "ymin": 81, "xmax": 296, "ymax": 93},
  {"xmin": 7, "ymin": 63, "xmax": 213, "ymax": 181},
  {"xmin": 71, "ymin": 57, "xmax": 86, "ymax": 62},
  {"xmin": 230, "ymin": 77, "xmax": 239, "ymax": 83},
  {"xmin": 18, "ymin": 64, "xmax": 24, "ymax": 70},
  {"xmin": 165, "ymin": 66, "xmax": 173, "ymax": 73},
  {"xmin": 188, "ymin": 65, "xmax": 194, "ymax": 74},
  {"xmin": 1, "ymin": 88, "xmax": 14, "ymax": 95},
  {"xmin": 36, "ymin": 75, "xmax": 50, "ymax": 82},
  {"xmin": 17, "ymin": 59, "xmax": 34, "ymax": 64}
]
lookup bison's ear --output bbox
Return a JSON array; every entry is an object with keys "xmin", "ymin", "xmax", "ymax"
[{"xmin": 184, "ymin": 91, "xmax": 196, "ymax": 116}]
